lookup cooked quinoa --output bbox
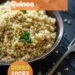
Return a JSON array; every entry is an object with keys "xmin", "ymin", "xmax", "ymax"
[{"xmin": 0, "ymin": 2, "xmax": 57, "ymax": 63}]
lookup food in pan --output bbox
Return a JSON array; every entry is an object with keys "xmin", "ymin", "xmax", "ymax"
[{"xmin": 0, "ymin": 2, "xmax": 57, "ymax": 63}]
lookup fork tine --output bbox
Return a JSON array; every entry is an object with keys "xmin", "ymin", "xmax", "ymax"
[
  {"xmin": 68, "ymin": 38, "xmax": 75, "ymax": 48},
  {"xmin": 73, "ymin": 43, "xmax": 75, "ymax": 47}
]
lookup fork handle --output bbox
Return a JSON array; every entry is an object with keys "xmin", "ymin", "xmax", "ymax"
[{"xmin": 47, "ymin": 50, "xmax": 71, "ymax": 75}]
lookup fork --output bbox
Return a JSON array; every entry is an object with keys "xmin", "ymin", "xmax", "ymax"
[{"xmin": 47, "ymin": 38, "xmax": 75, "ymax": 75}]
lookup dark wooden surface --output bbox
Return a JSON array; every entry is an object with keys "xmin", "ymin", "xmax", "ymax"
[{"xmin": 0, "ymin": 0, "xmax": 75, "ymax": 75}]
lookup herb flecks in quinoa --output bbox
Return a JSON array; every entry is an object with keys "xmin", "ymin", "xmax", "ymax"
[{"xmin": 0, "ymin": 1, "xmax": 57, "ymax": 63}]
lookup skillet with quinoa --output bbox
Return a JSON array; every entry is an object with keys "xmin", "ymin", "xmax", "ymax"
[{"xmin": 0, "ymin": 1, "xmax": 57, "ymax": 63}]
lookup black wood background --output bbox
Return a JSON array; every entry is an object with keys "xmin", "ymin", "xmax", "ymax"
[{"xmin": 0, "ymin": 0, "xmax": 75, "ymax": 75}]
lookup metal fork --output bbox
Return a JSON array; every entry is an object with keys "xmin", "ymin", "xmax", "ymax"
[{"xmin": 47, "ymin": 38, "xmax": 75, "ymax": 75}]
